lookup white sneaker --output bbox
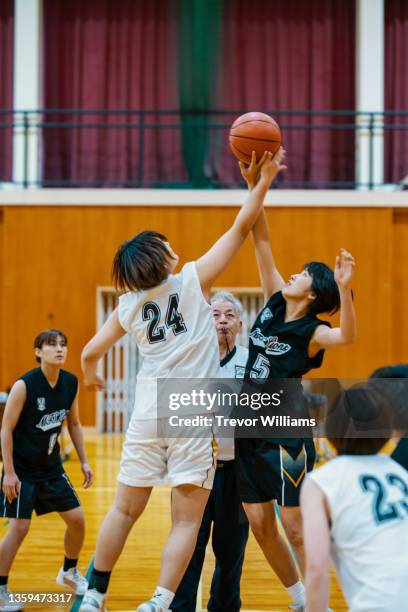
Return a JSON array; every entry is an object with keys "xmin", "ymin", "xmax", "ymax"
[
  {"xmin": 0, "ymin": 586, "xmax": 23, "ymax": 612},
  {"xmin": 79, "ymin": 588, "xmax": 107, "ymax": 611},
  {"xmin": 56, "ymin": 566, "xmax": 88, "ymax": 595},
  {"xmin": 137, "ymin": 601, "xmax": 171, "ymax": 612}
]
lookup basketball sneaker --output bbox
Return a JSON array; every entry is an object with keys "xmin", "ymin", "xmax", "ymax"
[
  {"xmin": 79, "ymin": 588, "xmax": 107, "ymax": 611},
  {"xmin": 56, "ymin": 566, "xmax": 88, "ymax": 595},
  {"xmin": 0, "ymin": 585, "xmax": 23, "ymax": 612},
  {"xmin": 137, "ymin": 600, "xmax": 171, "ymax": 611}
]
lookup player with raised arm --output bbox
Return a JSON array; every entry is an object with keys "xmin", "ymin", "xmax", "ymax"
[
  {"xmin": 78, "ymin": 151, "xmax": 285, "ymax": 612},
  {"xmin": 237, "ymin": 153, "xmax": 356, "ymax": 611},
  {"xmin": 0, "ymin": 330, "xmax": 93, "ymax": 612}
]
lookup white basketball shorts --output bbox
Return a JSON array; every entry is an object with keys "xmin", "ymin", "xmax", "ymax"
[{"xmin": 117, "ymin": 417, "xmax": 216, "ymax": 489}]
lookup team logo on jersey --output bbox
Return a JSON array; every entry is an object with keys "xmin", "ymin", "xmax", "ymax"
[
  {"xmin": 250, "ymin": 328, "xmax": 270, "ymax": 347},
  {"xmin": 260, "ymin": 307, "xmax": 273, "ymax": 323},
  {"xmin": 265, "ymin": 335, "xmax": 291, "ymax": 355},
  {"xmin": 36, "ymin": 397, "xmax": 46, "ymax": 411},
  {"xmin": 250, "ymin": 328, "xmax": 291, "ymax": 355},
  {"xmin": 36, "ymin": 409, "xmax": 66, "ymax": 431}
]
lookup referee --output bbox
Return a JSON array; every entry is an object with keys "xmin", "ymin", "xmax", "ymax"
[{"xmin": 172, "ymin": 292, "xmax": 249, "ymax": 612}]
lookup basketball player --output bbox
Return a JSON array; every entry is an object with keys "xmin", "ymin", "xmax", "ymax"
[
  {"xmin": 172, "ymin": 292, "xmax": 249, "ymax": 612},
  {"xmin": 0, "ymin": 330, "xmax": 93, "ymax": 612},
  {"xmin": 369, "ymin": 364, "xmax": 408, "ymax": 471},
  {"xmin": 237, "ymin": 153, "xmax": 356, "ymax": 610},
  {"xmin": 301, "ymin": 386, "xmax": 408, "ymax": 611},
  {"xmin": 79, "ymin": 150, "xmax": 285, "ymax": 612}
]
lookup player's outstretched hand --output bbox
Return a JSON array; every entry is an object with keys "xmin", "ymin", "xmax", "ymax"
[
  {"xmin": 83, "ymin": 372, "xmax": 105, "ymax": 391},
  {"xmin": 239, "ymin": 148, "xmax": 286, "ymax": 191},
  {"xmin": 334, "ymin": 248, "xmax": 355, "ymax": 289},
  {"xmin": 239, "ymin": 150, "xmax": 267, "ymax": 190},
  {"xmin": 2, "ymin": 472, "xmax": 21, "ymax": 503},
  {"xmin": 81, "ymin": 463, "xmax": 94, "ymax": 489},
  {"xmin": 259, "ymin": 147, "xmax": 287, "ymax": 187}
]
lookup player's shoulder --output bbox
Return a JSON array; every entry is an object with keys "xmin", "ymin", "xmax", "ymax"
[
  {"xmin": 59, "ymin": 369, "xmax": 78, "ymax": 384},
  {"xmin": 59, "ymin": 369, "xmax": 79, "ymax": 392},
  {"xmin": 18, "ymin": 367, "xmax": 42, "ymax": 384},
  {"xmin": 179, "ymin": 261, "xmax": 198, "ymax": 284},
  {"xmin": 308, "ymin": 456, "xmax": 347, "ymax": 484},
  {"xmin": 266, "ymin": 290, "xmax": 285, "ymax": 307},
  {"xmin": 259, "ymin": 291, "xmax": 285, "ymax": 322}
]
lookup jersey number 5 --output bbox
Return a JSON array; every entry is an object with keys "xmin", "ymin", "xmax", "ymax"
[{"xmin": 142, "ymin": 294, "xmax": 187, "ymax": 344}]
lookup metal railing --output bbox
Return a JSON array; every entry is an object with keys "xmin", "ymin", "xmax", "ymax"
[{"xmin": 0, "ymin": 109, "xmax": 407, "ymax": 189}]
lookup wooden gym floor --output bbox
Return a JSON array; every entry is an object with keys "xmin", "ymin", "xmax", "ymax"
[{"xmin": 0, "ymin": 434, "xmax": 347, "ymax": 611}]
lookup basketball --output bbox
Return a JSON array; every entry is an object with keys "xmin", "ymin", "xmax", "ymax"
[{"xmin": 229, "ymin": 112, "xmax": 281, "ymax": 164}]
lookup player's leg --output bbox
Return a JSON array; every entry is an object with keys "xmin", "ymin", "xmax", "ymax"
[
  {"xmin": 137, "ymin": 433, "xmax": 215, "ymax": 611},
  {"xmin": 278, "ymin": 506, "xmax": 304, "ymax": 573},
  {"xmin": 171, "ymin": 490, "xmax": 213, "ymax": 612},
  {"xmin": 0, "ymin": 519, "xmax": 31, "ymax": 576},
  {"xmin": 80, "ymin": 483, "xmax": 152, "ymax": 611},
  {"xmin": 208, "ymin": 461, "xmax": 249, "ymax": 612},
  {"xmin": 56, "ymin": 507, "xmax": 87, "ymax": 594},
  {"xmin": 0, "ymin": 479, "xmax": 35, "ymax": 612},
  {"xmin": 243, "ymin": 500, "xmax": 299, "ymax": 585},
  {"xmin": 95, "ymin": 482, "xmax": 152, "ymax": 568},
  {"xmin": 278, "ymin": 441, "xmax": 317, "ymax": 575},
  {"xmin": 160, "ymin": 484, "xmax": 210, "ymax": 588},
  {"xmin": 32, "ymin": 473, "xmax": 87, "ymax": 595},
  {"xmin": 59, "ymin": 507, "xmax": 86, "ymax": 559},
  {"xmin": 235, "ymin": 438, "xmax": 305, "ymax": 610}
]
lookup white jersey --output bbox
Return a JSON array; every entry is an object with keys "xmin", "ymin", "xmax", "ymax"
[
  {"xmin": 217, "ymin": 344, "xmax": 249, "ymax": 461},
  {"xmin": 118, "ymin": 262, "xmax": 220, "ymax": 420},
  {"xmin": 308, "ymin": 455, "xmax": 408, "ymax": 612}
]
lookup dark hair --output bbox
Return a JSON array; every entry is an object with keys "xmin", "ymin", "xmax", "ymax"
[
  {"xmin": 34, "ymin": 329, "xmax": 67, "ymax": 363},
  {"xmin": 112, "ymin": 231, "xmax": 174, "ymax": 292},
  {"xmin": 369, "ymin": 364, "xmax": 408, "ymax": 426},
  {"xmin": 326, "ymin": 386, "xmax": 393, "ymax": 456},
  {"xmin": 303, "ymin": 261, "xmax": 340, "ymax": 316}
]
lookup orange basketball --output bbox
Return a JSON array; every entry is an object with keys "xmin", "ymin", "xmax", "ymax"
[{"xmin": 229, "ymin": 112, "xmax": 281, "ymax": 164}]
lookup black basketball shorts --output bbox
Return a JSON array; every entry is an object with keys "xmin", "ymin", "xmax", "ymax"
[
  {"xmin": 235, "ymin": 438, "xmax": 316, "ymax": 506},
  {"xmin": 0, "ymin": 471, "xmax": 81, "ymax": 520}
]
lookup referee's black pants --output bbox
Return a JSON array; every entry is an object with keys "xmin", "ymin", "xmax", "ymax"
[{"xmin": 172, "ymin": 460, "xmax": 249, "ymax": 612}]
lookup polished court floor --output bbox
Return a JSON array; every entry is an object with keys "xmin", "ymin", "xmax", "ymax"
[{"xmin": 0, "ymin": 434, "xmax": 347, "ymax": 611}]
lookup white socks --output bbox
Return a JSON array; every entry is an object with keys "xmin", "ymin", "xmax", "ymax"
[
  {"xmin": 152, "ymin": 586, "xmax": 175, "ymax": 610},
  {"xmin": 286, "ymin": 580, "xmax": 306, "ymax": 606}
]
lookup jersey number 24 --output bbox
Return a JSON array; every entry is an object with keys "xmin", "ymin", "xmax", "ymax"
[{"xmin": 142, "ymin": 294, "xmax": 187, "ymax": 344}]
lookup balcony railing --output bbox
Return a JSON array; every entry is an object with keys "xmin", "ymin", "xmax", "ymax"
[{"xmin": 0, "ymin": 109, "xmax": 406, "ymax": 189}]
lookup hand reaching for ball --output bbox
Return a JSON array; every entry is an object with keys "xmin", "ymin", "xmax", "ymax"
[{"xmin": 239, "ymin": 148, "xmax": 287, "ymax": 191}]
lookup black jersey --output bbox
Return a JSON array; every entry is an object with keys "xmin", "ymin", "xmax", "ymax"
[
  {"xmin": 245, "ymin": 291, "xmax": 331, "ymax": 380},
  {"xmin": 243, "ymin": 291, "xmax": 331, "ymax": 454},
  {"xmin": 11, "ymin": 368, "xmax": 78, "ymax": 481}
]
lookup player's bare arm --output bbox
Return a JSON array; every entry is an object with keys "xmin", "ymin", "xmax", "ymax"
[
  {"xmin": 309, "ymin": 248, "xmax": 356, "ymax": 355},
  {"xmin": 300, "ymin": 479, "xmax": 331, "ymax": 612},
  {"xmin": 240, "ymin": 150, "xmax": 286, "ymax": 301},
  {"xmin": 1, "ymin": 380, "xmax": 26, "ymax": 502},
  {"xmin": 196, "ymin": 150, "xmax": 285, "ymax": 300},
  {"xmin": 81, "ymin": 308, "xmax": 126, "ymax": 390},
  {"xmin": 67, "ymin": 394, "xmax": 94, "ymax": 488}
]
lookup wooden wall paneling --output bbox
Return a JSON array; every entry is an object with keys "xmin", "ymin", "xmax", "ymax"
[
  {"xmin": 392, "ymin": 211, "xmax": 408, "ymax": 364},
  {"xmin": 0, "ymin": 205, "xmax": 396, "ymax": 425}
]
